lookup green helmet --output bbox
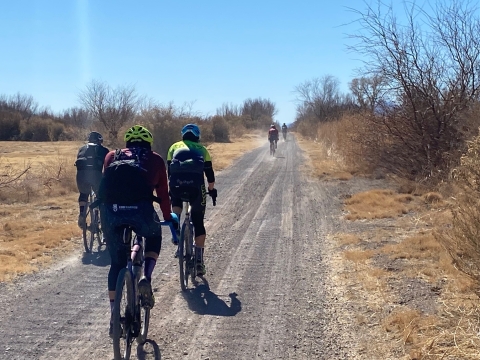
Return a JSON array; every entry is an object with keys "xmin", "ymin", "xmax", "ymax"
[{"xmin": 124, "ymin": 125, "xmax": 153, "ymax": 144}]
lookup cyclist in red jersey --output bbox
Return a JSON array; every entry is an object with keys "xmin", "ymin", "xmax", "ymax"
[
  {"xmin": 97, "ymin": 125, "xmax": 177, "ymax": 336},
  {"xmin": 268, "ymin": 124, "xmax": 279, "ymax": 149}
]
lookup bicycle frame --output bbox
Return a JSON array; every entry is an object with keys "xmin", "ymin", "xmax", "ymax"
[{"xmin": 112, "ymin": 220, "xmax": 177, "ymax": 360}]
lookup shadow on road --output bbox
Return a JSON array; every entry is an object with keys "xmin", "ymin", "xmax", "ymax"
[
  {"xmin": 137, "ymin": 339, "xmax": 161, "ymax": 360},
  {"xmin": 183, "ymin": 281, "xmax": 242, "ymax": 316},
  {"xmin": 81, "ymin": 247, "xmax": 110, "ymax": 267}
]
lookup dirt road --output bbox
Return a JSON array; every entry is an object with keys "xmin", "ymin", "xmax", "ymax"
[{"xmin": 0, "ymin": 136, "xmax": 365, "ymax": 360}]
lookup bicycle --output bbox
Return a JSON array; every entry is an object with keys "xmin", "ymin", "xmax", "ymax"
[
  {"xmin": 269, "ymin": 140, "xmax": 276, "ymax": 156},
  {"xmin": 112, "ymin": 220, "xmax": 177, "ymax": 360},
  {"xmin": 82, "ymin": 189, "xmax": 103, "ymax": 253},
  {"xmin": 282, "ymin": 131, "xmax": 287, "ymax": 141},
  {"xmin": 177, "ymin": 191, "xmax": 216, "ymax": 291}
]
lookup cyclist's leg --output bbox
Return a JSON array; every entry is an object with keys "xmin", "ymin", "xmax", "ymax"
[
  {"xmin": 137, "ymin": 202, "xmax": 163, "ymax": 308},
  {"xmin": 169, "ymin": 190, "xmax": 183, "ymax": 237},
  {"xmin": 76, "ymin": 171, "xmax": 90, "ymax": 228},
  {"xmin": 105, "ymin": 227, "xmax": 129, "ymax": 314},
  {"xmin": 190, "ymin": 184, "xmax": 207, "ymax": 275}
]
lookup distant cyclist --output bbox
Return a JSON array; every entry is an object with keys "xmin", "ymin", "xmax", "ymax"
[
  {"xmin": 97, "ymin": 125, "xmax": 177, "ymax": 335},
  {"xmin": 268, "ymin": 124, "xmax": 279, "ymax": 149},
  {"xmin": 74, "ymin": 131, "xmax": 109, "ymax": 228},
  {"xmin": 281, "ymin": 123, "xmax": 287, "ymax": 140},
  {"xmin": 167, "ymin": 124, "xmax": 217, "ymax": 277}
]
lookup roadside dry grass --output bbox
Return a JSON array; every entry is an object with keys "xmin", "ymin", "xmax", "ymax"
[
  {"xmin": 207, "ymin": 132, "xmax": 264, "ymax": 171},
  {"xmin": 0, "ymin": 135, "xmax": 264, "ymax": 281},
  {"xmin": 296, "ymin": 134, "xmax": 353, "ymax": 180},
  {"xmin": 297, "ymin": 133, "xmax": 480, "ymax": 359}
]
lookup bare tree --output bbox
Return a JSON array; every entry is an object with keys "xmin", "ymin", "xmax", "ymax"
[
  {"xmin": 62, "ymin": 107, "xmax": 92, "ymax": 129},
  {"xmin": 79, "ymin": 80, "xmax": 139, "ymax": 140},
  {"xmin": 348, "ymin": 0, "xmax": 480, "ymax": 178},
  {"xmin": 0, "ymin": 93, "xmax": 38, "ymax": 122},
  {"xmin": 349, "ymin": 75, "xmax": 386, "ymax": 112},
  {"xmin": 294, "ymin": 75, "xmax": 355, "ymax": 123},
  {"xmin": 216, "ymin": 103, "xmax": 241, "ymax": 118},
  {"xmin": 241, "ymin": 98, "xmax": 278, "ymax": 129}
]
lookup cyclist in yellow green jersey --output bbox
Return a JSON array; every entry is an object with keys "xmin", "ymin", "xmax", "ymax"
[{"xmin": 167, "ymin": 124, "xmax": 217, "ymax": 276}]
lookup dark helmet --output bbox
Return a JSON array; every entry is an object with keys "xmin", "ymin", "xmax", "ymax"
[
  {"xmin": 181, "ymin": 123, "xmax": 201, "ymax": 141},
  {"xmin": 88, "ymin": 131, "xmax": 103, "ymax": 144}
]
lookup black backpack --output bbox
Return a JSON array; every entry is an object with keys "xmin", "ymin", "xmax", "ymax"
[
  {"xmin": 169, "ymin": 148, "xmax": 205, "ymax": 188},
  {"xmin": 98, "ymin": 148, "xmax": 153, "ymax": 204},
  {"xmin": 75, "ymin": 144, "xmax": 103, "ymax": 171}
]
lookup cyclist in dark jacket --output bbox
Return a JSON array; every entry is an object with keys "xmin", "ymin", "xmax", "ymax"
[
  {"xmin": 167, "ymin": 124, "xmax": 216, "ymax": 276},
  {"xmin": 75, "ymin": 131, "xmax": 109, "ymax": 228},
  {"xmin": 98, "ymin": 125, "xmax": 176, "ymax": 336}
]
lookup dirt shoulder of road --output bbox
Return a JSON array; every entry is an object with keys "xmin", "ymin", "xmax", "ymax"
[
  {"xmin": 296, "ymin": 133, "xmax": 480, "ymax": 359},
  {"xmin": 0, "ymin": 133, "xmax": 264, "ymax": 282}
]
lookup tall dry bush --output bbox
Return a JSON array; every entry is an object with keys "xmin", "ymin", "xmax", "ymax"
[
  {"xmin": 315, "ymin": 113, "xmax": 386, "ymax": 175},
  {"xmin": 0, "ymin": 112, "xmax": 21, "ymax": 140},
  {"xmin": 211, "ymin": 116, "xmax": 230, "ymax": 143},
  {"xmin": 442, "ymin": 131, "xmax": 480, "ymax": 280},
  {"xmin": 20, "ymin": 117, "xmax": 65, "ymax": 141}
]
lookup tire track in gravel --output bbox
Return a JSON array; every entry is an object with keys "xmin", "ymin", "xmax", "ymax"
[{"xmin": 0, "ymin": 135, "xmax": 359, "ymax": 360}]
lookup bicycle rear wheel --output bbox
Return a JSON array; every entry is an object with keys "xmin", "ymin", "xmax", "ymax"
[
  {"xmin": 112, "ymin": 268, "xmax": 134, "ymax": 360},
  {"xmin": 82, "ymin": 205, "xmax": 95, "ymax": 253},
  {"xmin": 93, "ymin": 208, "xmax": 104, "ymax": 249}
]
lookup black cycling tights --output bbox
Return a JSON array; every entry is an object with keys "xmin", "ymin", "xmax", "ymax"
[{"xmin": 191, "ymin": 210, "xmax": 206, "ymax": 237}]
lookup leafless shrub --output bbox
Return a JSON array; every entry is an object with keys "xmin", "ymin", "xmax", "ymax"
[
  {"xmin": 348, "ymin": 0, "xmax": 480, "ymax": 181},
  {"xmin": 79, "ymin": 80, "xmax": 140, "ymax": 141},
  {"xmin": 440, "ymin": 131, "xmax": 480, "ymax": 280},
  {"xmin": 0, "ymin": 159, "xmax": 31, "ymax": 188}
]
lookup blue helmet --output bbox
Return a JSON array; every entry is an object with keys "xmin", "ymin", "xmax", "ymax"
[{"xmin": 181, "ymin": 123, "xmax": 201, "ymax": 140}]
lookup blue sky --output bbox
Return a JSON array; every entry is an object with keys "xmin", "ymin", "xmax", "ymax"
[{"xmin": 0, "ymin": 0, "xmax": 369, "ymax": 125}]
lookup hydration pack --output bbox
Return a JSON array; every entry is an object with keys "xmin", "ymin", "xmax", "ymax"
[
  {"xmin": 98, "ymin": 148, "xmax": 153, "ymax": 204},
  {"xmin": 75, "ymin": 144, "xmax": 103, "ymax": 171},
  {"xmin": 169, "ymin": 148, "xmax": 204, "ymax": 188}
]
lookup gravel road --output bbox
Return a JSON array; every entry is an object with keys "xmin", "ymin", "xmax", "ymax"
[{"xmin": 0, "ymin": 135, "xmax": 364, "ymax": 360}]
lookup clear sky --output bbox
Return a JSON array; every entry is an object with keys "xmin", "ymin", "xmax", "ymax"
[{"xmin": 0, "ymin": 0, "xmax": 370, "ymax": 125}]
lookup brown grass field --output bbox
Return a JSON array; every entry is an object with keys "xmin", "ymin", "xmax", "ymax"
[{"xmin": 0, "ymin": 133, "xmax": 264, "ymax": 282}]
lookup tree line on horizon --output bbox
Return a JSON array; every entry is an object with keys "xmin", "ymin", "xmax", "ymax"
[{"xmin": 0, "ymin": 88, "xmax": 279, "ymax": 157}]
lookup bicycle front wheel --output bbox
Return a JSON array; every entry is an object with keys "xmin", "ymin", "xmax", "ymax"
[
  {"xmin": 178, "ymin": 222, "xmax": 189, "ymax": 291},
  {"xmin": 82, "ymin": 206, "xmax": 95, "ymax": 253},
  {"xmin": 137, "ymin": 305, "xmax": 150, "ymax": 345},
  {"xmin": 112, "ymin": 268, "xmax": 134, "ymax": 360}
]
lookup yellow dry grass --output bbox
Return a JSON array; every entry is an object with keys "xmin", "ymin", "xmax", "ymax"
[
  {"xmin": 207, "ymin": 133, "xmax": 264, "ymax": 171},
  {"xmin": 295, "ymin": 134, "xmax": 353, "ymax": 180},
  {"xmin": 0, "ymin": 141, "xmax": 82, "ymax": 173},
  {"xmin": 344, "ymin": 189, "xmax": 418, "ymax": 220},
  {"xmin": 0, "ymin": 136, "xmax": 263, "ymax": 281}
]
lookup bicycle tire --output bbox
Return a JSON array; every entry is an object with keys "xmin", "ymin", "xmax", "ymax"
[
  {"xmin": 82, "ymin": 206, "xmax": 95, "ymax": 253},
  {"xmin": 93, "ymin": 208, "xmax": 103, "ymax": 249},
  {"xmin": 188, "ymin": 223, "xmax": 197, "ymax": 283},
  {"xmin": 178, "ymin": 222, "xmax": 189, "ymax": 291},
  {"xmin": 137, "ymin": 306, "xmax": 150, "ymax": 345},
  {"xmin": 112, "ymin": 268, "xmax": 134, "ymax": 360}
]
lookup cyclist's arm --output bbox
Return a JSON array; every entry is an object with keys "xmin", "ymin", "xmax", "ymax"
[
  {"xmin": 203, "ymin": 147, "xmax": 215, "ymax": 190},
  {"xmin": 152, "ymin": 156, "xmax": 172, "ymax": 221}
]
